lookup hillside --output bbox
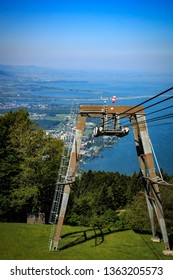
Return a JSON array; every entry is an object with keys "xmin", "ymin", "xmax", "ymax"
[
  {"xmin": 0, "ymin": 110, "xmax": 173, "ymax": 259},
  {"xmin": 0, "ymin": 223, "xmax": 172, "ymax": 260}
]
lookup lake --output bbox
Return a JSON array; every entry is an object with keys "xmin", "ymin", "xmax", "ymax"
[
  {"xmin": 1, "ymin": 68, "xmax": 173, "ymax": 175},
  {"xmin": 31, "ymin": 72, "xmax": 173, "ymax": 175}
]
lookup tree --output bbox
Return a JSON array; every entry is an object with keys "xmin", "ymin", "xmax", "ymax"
[
  {"xmin": 125, "ymin": 191, "xmax": 152, "ymax": 232},
  {"xmin": 159, "ymin": 183, "xmax": 173, "ymax": 234},
  {"xmin": 0, "ymin": 110, "xmax": 63, "ymax": 222},
  {"xmin": 66, "ymin": 171, "xmax": 137, "ymax": 227},
  {"xmin": 0, "ymin": 110, "xmax": 34, "ymax": 221}
]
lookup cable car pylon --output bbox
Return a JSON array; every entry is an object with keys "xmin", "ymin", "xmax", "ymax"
[{"xmin": 49, "ymin": 104, "xmax": 173, "ymax": 256}]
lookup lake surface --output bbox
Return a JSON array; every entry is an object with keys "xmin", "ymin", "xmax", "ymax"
[
  {"xmin": 30, "ymin": 72, "xmax": 173, "ymax": 175},
  {"xmin": 1, "ymin": 68, "xmax": 173, "ymax": 175}
]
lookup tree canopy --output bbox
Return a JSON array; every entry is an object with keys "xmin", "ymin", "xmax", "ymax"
[{"xmin": 0, "ymin": 109, "xmax": 63, "ymax": 222}]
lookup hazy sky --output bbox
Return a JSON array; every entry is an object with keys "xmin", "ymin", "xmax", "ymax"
[{"xmin": 0, "ymin": 0, "xmax": 173, "ymax": 72}]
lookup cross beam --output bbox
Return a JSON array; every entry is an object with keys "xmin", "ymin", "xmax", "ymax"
[{"xmin": 79, "ymin": 104, "xmax": 144, "ymax": 117}]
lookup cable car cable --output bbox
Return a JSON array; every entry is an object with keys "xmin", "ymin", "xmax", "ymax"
[
  {"xmin": 120, "ymin": 94, "xmax": 173, "ymax": 121},
  {"xmin": 118, "ymin": 86, "xmax": 173, "ymax": 117},
  {"xmin": 119, "ymin": 96, "xmax": 173, "ymax": 126},
  {"xmin": 90, "ymin": 87, "xmax": 173, "ymax": 131},
  {"xmin": 100, "ymin": 88, "xmax": 173, "ymax": 128},
  {"xmin": 147, "ymin": 121, "xmax": 173, "ymax": 128},
  {"xmin": 125, "ymin": 113, "xmax": 173, "ymax": 128}
]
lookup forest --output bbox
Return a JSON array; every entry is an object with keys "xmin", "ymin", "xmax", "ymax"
[{"xmin": 0, "ymin": 109, "xmax": 173, "ymax": 235}]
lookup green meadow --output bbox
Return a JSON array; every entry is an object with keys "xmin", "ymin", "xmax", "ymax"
[{"xmin": 0, "ymin": 223, "xmax": 172, "ymax": 260}]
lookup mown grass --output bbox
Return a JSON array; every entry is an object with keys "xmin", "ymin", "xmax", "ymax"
[{"xmin": 0, "ymin": 223, "xmax": 172, "ymax": 260}]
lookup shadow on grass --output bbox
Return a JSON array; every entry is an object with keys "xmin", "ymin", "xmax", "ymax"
[
  {"xmin": 58, "ymin": 227, "xmax": 127, "ymax": 251},
  {"xmin": 139, "ymin": 233, "xmax": 163, "ymax": 260},
  {"xmin": 137, "ymin": 230, "xmax": 173, "ymax": 259}
]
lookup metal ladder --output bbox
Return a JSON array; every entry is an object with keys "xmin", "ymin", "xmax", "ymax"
[{"xmin": 48, "ymin": 151, "xmax": 73, "ymax": 250}]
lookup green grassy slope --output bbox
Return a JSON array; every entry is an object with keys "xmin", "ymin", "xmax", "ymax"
[{"xmin": 0, "ymin": 223, "xmax": 172, "ymax": 260}]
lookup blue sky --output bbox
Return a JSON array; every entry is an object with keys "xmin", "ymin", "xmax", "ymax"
[{"xmin": 0, "ymin": 0, "xmax": 173, "ymax": 72}]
